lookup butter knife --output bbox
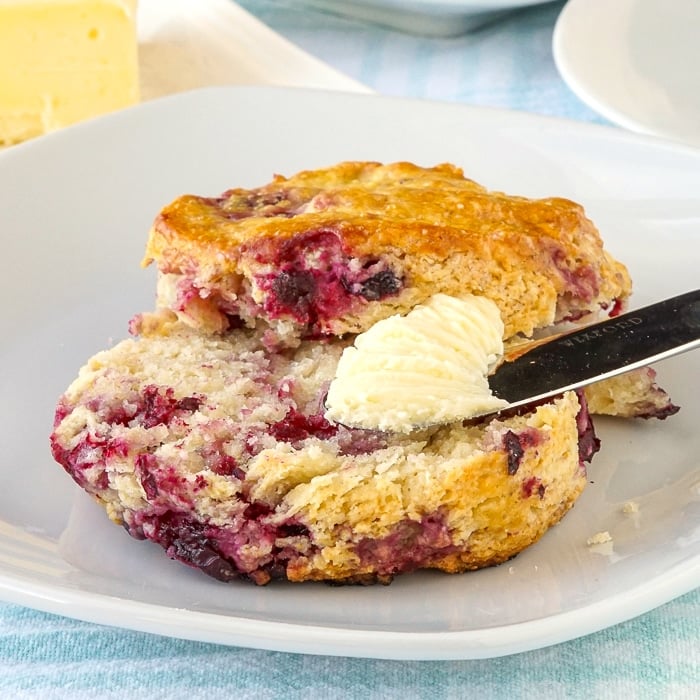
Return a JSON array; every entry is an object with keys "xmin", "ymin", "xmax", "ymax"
[{"xmin": 488, "ymin": 289, "xmax": 700, "ymax": 411}]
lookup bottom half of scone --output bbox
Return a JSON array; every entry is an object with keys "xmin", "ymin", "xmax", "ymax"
[{"xmin": 50, "ymin": 328, "xmax": 597, "ymax": 585}]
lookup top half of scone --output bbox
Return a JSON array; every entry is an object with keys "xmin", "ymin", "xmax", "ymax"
[{"xmin": 142, "ymin": 161, "xmax": 632, "ymax": 346}]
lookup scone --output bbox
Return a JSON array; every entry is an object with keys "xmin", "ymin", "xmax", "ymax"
[
  {"xmin": 504, "ymin": 332, "xmax": 678, "ymax": 421},
  {"xmin": 142, "ymin": 161, "xmax": 632, "ymax": 347},
  {"xmin": 50, "ymin": 159, "xmax": 677, "ymax": 586},
  {"xmin": 50, "ymin": 326, "xmax": 596, "ymax": 585},
  {"xmin": 584, "ymin": 367, "xmax": 679, "ymax": 419}
]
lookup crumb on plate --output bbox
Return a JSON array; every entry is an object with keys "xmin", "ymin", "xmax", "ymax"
[{"xmin": 587, "ymin": 531, "xmax": 613, "ymax": 546}]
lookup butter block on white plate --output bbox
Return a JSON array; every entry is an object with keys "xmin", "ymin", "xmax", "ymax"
[{"xmin": 0, "ymin": 0, "xmax": 139, "ymax": 145}]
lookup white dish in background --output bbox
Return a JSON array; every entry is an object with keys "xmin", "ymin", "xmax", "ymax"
[
  {"xmin": 1, "ymin": 86, "xmax": 699, "ymax": 660},
  {"xmin": 300, "ymin": 0, "xmax": 549, "ymax": 36},
  {"xmin": 137, "ymin": 0, "xmax": 369, "ymax": 98},
  {"xmin": 554, "ymin": 0, "xmax": 700, "ymax": 147}
]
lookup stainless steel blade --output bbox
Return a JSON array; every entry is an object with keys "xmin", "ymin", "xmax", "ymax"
[{"xmin": 488, "ymin": 288, "xmax": 700, "ymax": 411}]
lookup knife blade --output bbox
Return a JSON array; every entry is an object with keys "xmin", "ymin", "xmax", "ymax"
[{"xmin": 488, "ymin": 288, "xmax": 700, "ymax": 411}]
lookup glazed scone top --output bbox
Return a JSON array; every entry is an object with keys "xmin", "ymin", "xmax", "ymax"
[
  {"xmin": 146, "ymin": 161, "xmax": 623, "ymax": 267},
  {"xmin": 143, "ymin": 161, "xmax": 632, "ymax": 341}
]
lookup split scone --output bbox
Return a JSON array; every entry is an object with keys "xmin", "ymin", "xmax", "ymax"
[
  {"xmin": 141, "ymin": 161, "xmax": 632, "ymax": 347},
  {"xmin": 51, "ymin": 325, "xmax": 597, "ymax": 585},
  {"xmin": 50, "ymin": 160, "xmax": 678, "ymax": 586}
]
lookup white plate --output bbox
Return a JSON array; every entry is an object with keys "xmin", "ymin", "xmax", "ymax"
[
  {"xmin": 553, "ymin": 0, "xmax": 700, "ymax": 147},
  {"xmin": 299, "ymin": 0, "xmax": 549, "ymax": 36},
  {"xmin": 137, "ymin": 0, "xmax": 369, "ymax": 98},
  {"xmin": 1, "ymin": 87, "xmax": 699, "ymax": 660}
]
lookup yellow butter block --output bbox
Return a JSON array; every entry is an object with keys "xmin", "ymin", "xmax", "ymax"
[{"xmin": 0, "ymin": 0, "xmax": 139, "ymax": 145}]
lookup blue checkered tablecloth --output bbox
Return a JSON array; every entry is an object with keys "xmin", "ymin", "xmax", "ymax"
[
  {"xmin": 238, "ymin": 0, "xmax": 607, "ymax": 120},
  {"xmin": 2, "ymin": 1, "xmax": 698, "ymax": 696}
]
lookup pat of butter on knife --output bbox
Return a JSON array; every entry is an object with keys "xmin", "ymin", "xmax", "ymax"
[
  {"xmin": 0, "ymin": 0, "xmax": 139, "ymax": 145},
  {"xmin": 324, "ymin": 293, "xmax": 508, "ymax": 433}
]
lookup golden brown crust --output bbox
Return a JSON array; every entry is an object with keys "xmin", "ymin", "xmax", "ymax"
[
  {"xmin": 147, "ymin": 162, "xmax": 598, "ymax": 261},
  {"xmin": 143, "ymin": 161, "xmax": 632, "ymax": 342}
]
